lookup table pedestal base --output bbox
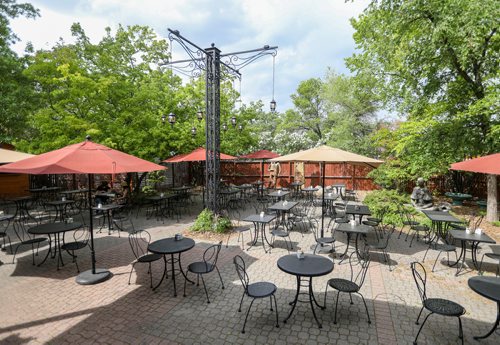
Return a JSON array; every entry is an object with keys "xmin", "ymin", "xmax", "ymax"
[
  {"xmin": 76, "ymin": 268, "xmax": 112, "ymax": 285},
  {"xmin": 284, "ymin": 276, "xmax": 324, "ymax": 328}
]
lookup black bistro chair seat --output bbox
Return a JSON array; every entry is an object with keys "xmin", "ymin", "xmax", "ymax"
[
  {"xmin": 327, "ymin": 278, "xmax": 359, "ymax": 293},
  {"xmin": 137, "ymin": 253, "xmax": 163, "ymax": 263},
  {"xmin": 448, "ymin": 223, "xmax": 466, "ymax": 231},
  {"xmin": 424, "ymin": 298, "xmax": 465, "ymax": 316},
  {"xmin": 61, "ymin": 241, "xmax": 86, "ymax": 252},
  {"xmin": 247, "ymin": 281, "xmax": 277, "ymax": 298},
  {"xmin": 317, "ymin": 236, "xmax": 335, "ymax": 245},
  {"xmin": 187, "ymin": 261, "xmax": 216, "ymax": 274}
]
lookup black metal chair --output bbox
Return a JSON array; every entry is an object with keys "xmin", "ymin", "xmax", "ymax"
[
  {"xmin": 364, "ymin": 224, "xmax": 396, "ymax": 271},
  {"xmin": 111, "ymin": 204, "xmax": 134, "ymax": 236},
  {"xmin": 61, "ymin": 218, "xmax": 90, "ymax": 273},
  {"xmin": 0, "ymin": 214, "xmax": 14, "ymax": 254},
  {"xmin": 422, "ymin": 232, "xmax": 458, "ymax": 272},
  {"xmin": 270, "ymin": 222, "xmax": 293, "ymax": 253},
  {"xmin": 310, "ymin": 218, "xmax": 336, "ymax": 255},
  {"xmin": 402, "ymin": 207, "xmax": 430, "ymax": 247},
  {"xmin": 233, "ymin": 255, "xmax": 279, "ymax": 333},
  {"xmin": 184, "ymin": 241, "xmax": 224, "ymax": 303},
  {"xmin": 397, "ymin": 204, "xmax": 419, "ymax": 239},
  {"xmin": 410, "ymin": 262, "xmax": 465, "ymax": 345},
  {"xmin": 11, "ymin": 217, "xmax": 47, "ymax": 265},
  {"xmin": 478, "ymin": 244, "xmax": 500, "ymax": 277},
  {"xmin": 226, "ymin": 225, "xmax": 252, "ymax": 250},
  {"xmin": 323, "ymin": 251, "xmax": 371, "ymax": 324},
  {"xmin": 288, "ymin": 201, "xmax": 313, "ymax": 236},
  {"xmin": 128, "ymin": 229, "xmax": 162, "ymax": 288}
]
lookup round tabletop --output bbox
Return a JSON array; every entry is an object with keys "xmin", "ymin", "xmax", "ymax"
[
  {"xmin": 148, "ymin": 237, "xmax": 195, "ymax": 255},
  {"xmin": 28, "ymin": 222, "xmax": 83, "ymax": 235},
  {"xmin": 277, "ymin": 254, "xmax": 334, "ymax": 277},
  {"xmin": 468, "ymin": 276, "xmax": 500, "ymax": 302},
  {"xmin": 0, "ymin": 214, "xmax": 15, "ymax": 222},
  {"xmin": 45, "ymin": 200, "xmax": 75, "ymax": 206}
]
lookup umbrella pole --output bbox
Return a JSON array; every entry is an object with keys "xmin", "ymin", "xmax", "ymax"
[
  {"xmin": 321, "ymin": 162, "xmax": 325, "ymax": 237},
  {"xmin": 75, "ymin": 174, "xmax": 112, "ymax": 285},
  {"xmin": 312, "ymin": 161, "xmax": 333, "ymax": 254},
  {"xmin": 89, "ymin": 174, "xmax": 96, "ymax": 274}
]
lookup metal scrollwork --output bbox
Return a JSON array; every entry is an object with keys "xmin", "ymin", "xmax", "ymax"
[{"xmin": 164, "ymin": 28, "xmax": 277, "ymax": 214}]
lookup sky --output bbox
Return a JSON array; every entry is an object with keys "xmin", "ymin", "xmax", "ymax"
[{"xmin": 11, "ymin": 0, "xmax": 370, "ymax": 112}]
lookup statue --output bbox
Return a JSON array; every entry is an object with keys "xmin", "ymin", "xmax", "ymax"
[
  {"xmin": 411, "ymin": 177, "xmax": 433, "ymax": 209},
  {"xmin": 268, "ymin": 162, "xmax": 281, "ymax": 188}
]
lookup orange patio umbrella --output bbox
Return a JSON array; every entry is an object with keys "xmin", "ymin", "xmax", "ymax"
[
  {"xmin": 164, "ymin": 147, "xmax": 236, "ymax": 162},
  {"xmin": 0, "ymin": 136, "xmax": 165, "ymax": 284}
]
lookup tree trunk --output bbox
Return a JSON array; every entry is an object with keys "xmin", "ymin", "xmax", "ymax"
[{"xmin": 486, "ymin": 174, "xmax": 498, "ymax": 222}]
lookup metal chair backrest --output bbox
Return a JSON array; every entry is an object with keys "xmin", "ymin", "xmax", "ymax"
[
  {"xmin": 70, "ymin": 222, "xmax": 90, "ymax": 244},
  {"xmin": 348, "ymin": 251, "xmax": 371, "ymax": 288},
  {"xmin": 128, "ymin": 230, "xmax": 151, "ymax": 260},
  {"xmin": 380, "ymin": 224, "xmax": 396, "ymax": 249},
  {"xmin": 471, "ymin": 214, "xmax": 484, "ymax": 230},
  {"xmin": 202, "ymin": 241, "xmax": 222, "ymax": 272},
  {"xmin": 411, "ymin": 261, "xmax": 428, "ymax": 303},
  {"xmin": 233, "ymin": 255, "xmax": 249, "ymax": 293}
]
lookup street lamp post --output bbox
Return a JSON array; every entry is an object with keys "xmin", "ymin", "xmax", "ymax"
[{"xmin": 165, "ymin": 29, "xmax": 277, "ymax": 214}]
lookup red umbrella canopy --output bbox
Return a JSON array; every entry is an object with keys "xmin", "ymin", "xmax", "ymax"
[
  {"xmin": 450, "ymin": 153, "xmax": 500, "ymax": 175},
  {"xmin": 239, "ymin": 149, "xmax": 280, "ymax": 159},
  {"xmin": 164, "ymin": 147, "xmax": 236, "ymax": 163},
  {"xmin": 0, "ymin": 139, "xmax": 165, "ymax": 175}
]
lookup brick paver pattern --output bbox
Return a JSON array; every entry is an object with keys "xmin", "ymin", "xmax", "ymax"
[{"xmin": 1, "ymin": 195, "xmax": 499, "ymax": 344}]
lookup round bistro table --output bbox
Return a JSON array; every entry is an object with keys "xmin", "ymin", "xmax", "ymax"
[
  {"xmin": 468, "ymin": 276, "xmax": 500, "ymax": 340},
  {"xmin": 148, "ymin": 237, "xmax": 195, "ymax": 296},
  {"xmin": 28, "ymin": 221, "xmax": 83, "ymax": 269},
  {"xmin": 278, "ymin": 254, "xmax": 334, "ymax": 328}
]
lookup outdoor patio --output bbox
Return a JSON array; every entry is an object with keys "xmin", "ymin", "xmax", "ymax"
[{"xmin": 0, "ymin": 195, "xmax": 498, "ymax": 345}]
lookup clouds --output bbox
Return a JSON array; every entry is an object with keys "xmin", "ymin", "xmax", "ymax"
[{"xmin": 10, "ymin": 0, "xmax": 369, "ymax": 111}]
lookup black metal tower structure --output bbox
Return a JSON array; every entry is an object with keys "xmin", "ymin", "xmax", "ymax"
[{"xmin": 166, "ymin": 29, "xmax": 277, "ymax": 214}]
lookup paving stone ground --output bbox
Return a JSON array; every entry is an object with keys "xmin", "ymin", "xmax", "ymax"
[{"xmin": 1, "ymin": 196, "xmax": 499, "ymax": 344}]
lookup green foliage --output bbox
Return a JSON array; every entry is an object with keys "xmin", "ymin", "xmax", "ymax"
[
  {"xmin": 140, "ymin": 171, "xmax": 165, "ymax": 196},
  {"xmin": 322, "ymin": 69, "xmax": 380, "ymax": 157},
  {"xmin": 349, "ymin": 0, "xmax": 500, "ymax": 186},
  {"xmin": 492, "ymin": 221, "xmax": 500, "ymax": 227},
  {"xmin": 363, "ymin": 189, "xmax": 409, "ymax": 226},
  {"xmin": 190, "ymin": 209, "xmax": 232, "ymax": 234},
  {"xmin": 0, "ymin": 0, "xmax": 39, "ymax": 143}
]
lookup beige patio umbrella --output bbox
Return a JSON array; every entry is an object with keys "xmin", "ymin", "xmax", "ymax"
[
  {"xmin": 270, "ymin": 145, "xmax": 383, "ymax": 237},
  {"xmin": 0, "ymin": 148, "xmax": 34, "ymax": 164}
]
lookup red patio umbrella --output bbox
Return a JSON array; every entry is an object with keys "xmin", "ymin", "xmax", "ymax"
[
  {"xmin": 164, "ymin": 147, "xmax": 236, "ymax": 162},
  {"xmin": 450, "ymin": 153, "xmax": 500, "ymax": 175},
  {"xmin": 0, "ymin": 137, "xmax": 165, "ymax": 284},
  {"xmin": 450, "ymin": 153, "xmax": 499, "ymax": 222},
  {"xmin": 238, "ymin": 149, "xmax": 280, "ymax": 160}
]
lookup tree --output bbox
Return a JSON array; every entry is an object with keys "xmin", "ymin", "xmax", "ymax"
[
  {"xmin": 289, "ymin": 78, "xmax": 327, "ymax": 144},
  {"xmin": 349, "ymin": 0, "xmax": 499, "ymax": 220},
  {"xmin": 0, "ymin": 0, "xmax": 39, "ymax": 143},
  {"xmin": 18, "ymin": 24, "xmax": 176, "ymax": 160},
  {"xmin": 322, "ymin": 69, "xmax": 380, "ymax": 156}
]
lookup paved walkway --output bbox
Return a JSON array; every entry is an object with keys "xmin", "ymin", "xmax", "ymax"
[{"xmin": 0, "ymin": 200, "xmax": 499, "ymax": 344}]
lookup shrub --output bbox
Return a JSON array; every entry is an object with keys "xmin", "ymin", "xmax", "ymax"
[
  {"xmin": 191, "ymin": 209, "xmax": 233, "ymax": 234},
  {"xmin": 363, "ymin": 189, "xmax": 409, "ymax": 226}
]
